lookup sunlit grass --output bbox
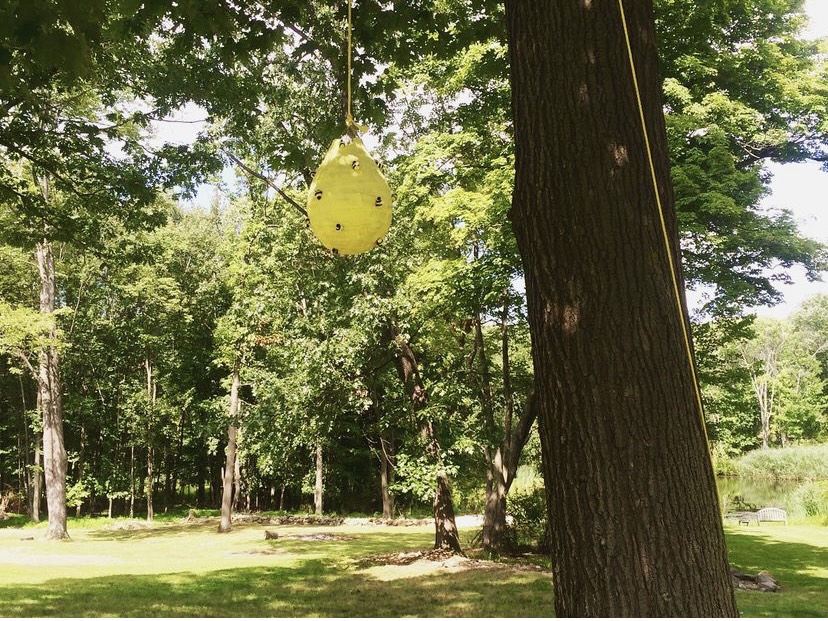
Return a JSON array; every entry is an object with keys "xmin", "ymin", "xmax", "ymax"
[
  {"xmin": 0, "ymin": 518, "xmax": 551, "ymax": 617},
  {"xmin": 725, "ymin": 523, "xmax": 828, "ymax": 617},
  {"xmin": 1, "ymin": 516, "xmax": 826, "ymax": 617}
]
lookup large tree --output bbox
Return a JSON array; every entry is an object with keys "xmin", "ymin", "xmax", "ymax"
[{"xmin": 504, "ymin": 0, "xmax": 737, "ymax": 616}]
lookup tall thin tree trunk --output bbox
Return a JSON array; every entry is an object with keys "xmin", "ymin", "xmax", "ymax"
[
  {"xmin": 314, "ymin": 441, "xmax": 323, "ymax": 516},
  {"xmin": 504, "ymin": 1, "xmax": 737, "ymax": 615},
  {"xmin": 197, "ymin": 452, "xmax": 206, "ymax": 508},
  {"xmin": 30, "ymin": 442, "xmax": 42, "ymax": 522},
  {"xmin": 379, "ymin": 436, "xmax": 395, "ymax": 519},
  {"xmin": 233, "ymin": 433, "xmax": 242, "ymax": 511},
  {"xmin": 170, "ymin": 408, "xmax": 187, "ymax": 508},
  {"xmin": 145, "ymin": 357, "xmax": 156, "ymax": 522},
  {"xmin": 218, "ymin": 365, "xmax": 240, "ymax": 533},
  {"xmin": 76, "ymin": 426, "xmax": 85, "ymax": 518},
  {"xmin": 146, "ymin": 446, "xmax": 154, "ymax": 521},
  {"xmin": 36, "ymin": 238, "xmax": 68, "ymax": 540},
  {"xmin": 129, "ymin": 445, "xmax": 135, "ymax": 519},
  {"xmin": 18, "ymin": 376, "xmax": 32, "ymax": 515}
]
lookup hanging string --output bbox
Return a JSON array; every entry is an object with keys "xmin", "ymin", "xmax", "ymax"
[
  {"xmin": 345, "ymin": 0, "xmax": 367, "ymax": 135},
  {"xmin": 616, "ymin": 0, "xmax": 713, "ymax": 449},
  {"xmin": 346, "ymin": 0, "xmax": 353, "ymax": 125}
]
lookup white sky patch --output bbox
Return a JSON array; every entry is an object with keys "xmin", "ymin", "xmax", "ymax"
[
  {"xmin": 148, "ymin": 101, "xmax": 208, "ymax": 147},
  {"xmin": 804, "ymin": 0, "xmax": 828, "ymax": 38}
]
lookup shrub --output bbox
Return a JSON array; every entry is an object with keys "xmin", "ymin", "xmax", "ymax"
[
  {"xmin": 505, "ymin": 485, "xmax": 551, "ymax": 552},
  {"xmin": 711, "ymin": 444, "xmax": 740, "ymax": 477},
  {"xmin": 786, "ymin": 481, "xmax": 828, "ymax": 518},
  {"xmin": 735, "ymin": 444, "xmax": 828, "ymax": 481}
]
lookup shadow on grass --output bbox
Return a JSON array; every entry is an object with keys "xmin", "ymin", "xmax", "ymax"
[
  {"xmin": 0, "ymin": 558, "xmax": 552, "ymax": 617},
  {"xmin": 0, "ymin": 515, "xmax": 30, "ymax": 529},
  {"xmin": 726, "ymin": 529, "xmax": 828, "ymax": 617}
]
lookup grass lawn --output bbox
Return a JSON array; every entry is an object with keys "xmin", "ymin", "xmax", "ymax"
[
  {"xmin": 0, "ymin": 516, "xmax": 825, "ymax": 617},
  {"xmin": 725, "ymin": 522, "xmax": 828, "ymax": 618},
  {"xmin": 0, "ymin": 517, "xmax": 551, "ymax": 617}
]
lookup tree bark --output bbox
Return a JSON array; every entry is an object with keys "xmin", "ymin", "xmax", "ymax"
[
  {"xmin": 36, "ymin": 239, "xmax": 69, "ymax": 540},
  {"xmin": 504, "ymin": 0, "xmax": 737, "ymax": 615},
  {"xmin": 314, "ymin": 441, "xmax": 323, "ymax": 516},
  {"xmin": 218, "ymin": 366, "xmax": 241, "ymax": 533}
]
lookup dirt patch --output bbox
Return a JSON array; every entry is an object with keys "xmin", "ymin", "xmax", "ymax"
[
  {"xmin": 344, "ymin": 517, "xmax": 433, "ymax": 527},
  {"xmin": 103, "ymin": 520, "xmax": 152, "ymax": 531},
  {"xmin": 233, "ymin": 514, "xmax": 346, "ymax": 526},
  {"xmin": 357, "ymin": 548, "xmax": 549, "ymax": 574},
  {"xmin": 280, "ymin": 533, "xmax": 356, "ymax": 541}
]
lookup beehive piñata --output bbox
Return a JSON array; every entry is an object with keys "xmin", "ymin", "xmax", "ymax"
[{"xmin": 306, "ymin": 135, "xmax": 392, "ymax": 255}]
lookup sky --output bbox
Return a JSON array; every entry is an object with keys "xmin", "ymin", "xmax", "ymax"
[{"xmin": 165, "ymin": 3, "xmax": 828, "ymax": 319}]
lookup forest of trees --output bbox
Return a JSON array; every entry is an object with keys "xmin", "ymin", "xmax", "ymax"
[{"xmin": 0, "ymin": 0, "xmax": 827, "ymax": 614}]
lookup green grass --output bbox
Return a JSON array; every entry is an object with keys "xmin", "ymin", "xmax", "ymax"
[
  {"xmin": 0, "ymin": 518, "xmax": 551, "ymax": 617},
  {"xmin": 726, "ymin": 522, "xmax": 828, "ymax": 617},
  {"xmin": 1, "ymin": 516, "xmax": 826, "ymax": 617}
]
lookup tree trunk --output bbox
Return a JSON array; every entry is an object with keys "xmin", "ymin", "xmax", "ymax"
[
  {"xmin": 18, "ymin": 376, "xmax": 33, "ymax": 518},
  {"xmin": 129, "ymin": 445, "xmax": 135, "ymax": 519},
  {"xmin": 314, "ymin": 441, "xmax": 323, "ymax": 516},
  {"xmin": 76, "ymin": 425, "xmax": 85, "ymax": 518},
  {"xmin": 145, "ymin": 357, "xmax": 156, "ymax": 522},
  {"xmin": 481, "ymin": 394, "xmax": 537, "ymax": 552},
  {"xmin": 218, "ymin": 366, "xmax": 241, "ymax": 533},
  {"xmin": 379, "ymin": 436, "xmax": 395, "ymax": 519},
  {"xmin": 146, "ymin": 445, "xmax": 154, "ymax": 521},
  {"xmin": 427, "ymin": 423, "xmax": 462, "ymax": 554},
  {"xmin": 232, "ymin": 439, "xmax": 242, "ymax": 511},
  {"xmin": 482, "ymin": 447, "xmax": 508, "ymax": 551},
  {"xmin": 197, "ymin": 452, "xmax": 206, "ymax": 508},
  {"xmin": 393, "ymin": 333, "xmax": 462, "ymax": 553},
  {"xmin": 30, "ymin": 442, "xmax": 42, "ymax": 522},
  {"xmin": 36, "ymin": 239, "xmax": 69, "ymax": 540},
  {"xmin": 481, "ymin": 299, "xmax": 537, "ymax": 553},
  {"xmin": 504, "ymin": 1, "xmax": 737, "ymax": 615}
]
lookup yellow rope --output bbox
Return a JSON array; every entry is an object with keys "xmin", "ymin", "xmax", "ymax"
[
  {"xmin": 344, "ymin": 0, "xmax": 367, "ymax": 134},
  {"xmin": 346, "ymin": 0, "xmax": 353, "ymax": 124},
  {"xmin": 616, "ymin": 0, "xmax": 711, "ymax": 446}
]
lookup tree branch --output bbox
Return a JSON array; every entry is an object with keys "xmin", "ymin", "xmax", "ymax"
[
  {"xmin": 505, "ymin": 390, "xmax": 536, "ymax": 489},
  {"xmin": 223, "ymin": 151, "xmax": 308, "ymax": 219}
]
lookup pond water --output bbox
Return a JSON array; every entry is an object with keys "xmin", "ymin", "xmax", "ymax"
[{"xmin": 716, "ymin": 477, "xmax": 788, "ymax": 512}]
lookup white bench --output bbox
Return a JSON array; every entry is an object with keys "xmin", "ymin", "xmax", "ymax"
[{"xmin": 756, "ymin": 507, "xmax": 787, "ymax": 525}]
